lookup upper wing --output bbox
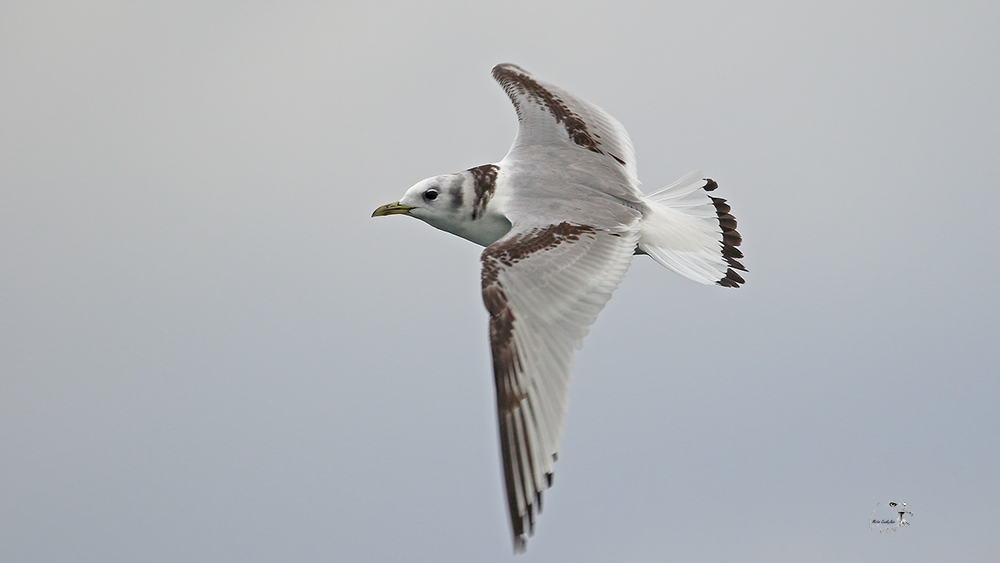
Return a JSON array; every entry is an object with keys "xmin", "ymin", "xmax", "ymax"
[
  {"xmin": 493, "ymin": 63, "xmax": 640, "ymax": 191},
  {"xmin": 481, "ymin": 220, "xmax": 640, "ymax": 550}
]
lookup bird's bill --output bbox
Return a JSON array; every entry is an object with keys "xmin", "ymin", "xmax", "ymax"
[{"xmin": 371, "ymin": 201, "xmax": 414, "ymax": 217}]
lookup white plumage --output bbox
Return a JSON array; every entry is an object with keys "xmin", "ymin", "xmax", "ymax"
[{"xmin": 373, "ymin": 63, "xmax": 746, "ymax": 551}]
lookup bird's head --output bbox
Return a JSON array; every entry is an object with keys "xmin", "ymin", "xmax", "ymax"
[{"xmin": 372, "ymin": 173, "xmax": 473, "ymax": 232}]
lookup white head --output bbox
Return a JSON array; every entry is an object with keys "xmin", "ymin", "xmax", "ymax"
[
  {"xmin": 376, "ymin": 173, "xmax": 467, "ymax": 228},
  {"xmin": 372, "ymin": 166, "xmax": 511, "ymax": 247}
]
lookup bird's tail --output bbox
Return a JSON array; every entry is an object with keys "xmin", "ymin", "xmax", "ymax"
[{"xmin": 637, "ymin": 172, "xmax": 746, "ymax": 287}]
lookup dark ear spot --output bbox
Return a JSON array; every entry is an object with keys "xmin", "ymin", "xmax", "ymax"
[{"xmin": 449, "ymin": 184, "xmax": 464, "ymax": 210}]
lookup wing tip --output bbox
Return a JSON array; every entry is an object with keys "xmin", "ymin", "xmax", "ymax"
[
  {"xmin": 509, "ymin": 487, "xmax": 547, "ymax": 553},
  {"xmin": 512, "ymin": 534, "xmax": 528, "ymax": 553},
  {"xmin": 490, "ymin": 63, "xmax": 608, "ymax": 156},
  {"xmin": 492, "ymin": 62, "xmax": 529, "ymax": 80},
  {"xmin": 504, "ymin": 450, "xmax": 556, "ymax": 552}
]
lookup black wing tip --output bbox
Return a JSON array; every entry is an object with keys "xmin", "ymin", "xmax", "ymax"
[
  {"xmin": 507, "ymin": 471, "xmax": 556, "ymax": 553},
  {"xmin": 491, "ymin": 63, "xmax": 605, "ymax": 156},
  {"xmin": 493, "ymin": 63, "xmax": 529, "ymax": 79},
  {"xmin": 509, "ymin": 508, "xmax": 534, "ymax": 553}
]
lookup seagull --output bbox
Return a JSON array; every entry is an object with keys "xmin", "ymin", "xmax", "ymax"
[{"xmin": 373, "ymin": 63, "xmax": 746, "ymax": 551}]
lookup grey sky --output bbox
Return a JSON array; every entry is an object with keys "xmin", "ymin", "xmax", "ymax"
[{"xmin": 2, "ymin": 1, "xmax": 998, "ymax": 561}]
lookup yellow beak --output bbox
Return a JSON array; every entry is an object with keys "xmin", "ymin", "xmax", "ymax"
[{"xmin": 371, "ymin": 201, "xmax": 414, "ymax": 217}]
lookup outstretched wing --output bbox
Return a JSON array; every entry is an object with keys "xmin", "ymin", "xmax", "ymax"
[
  {"xmin": 481, "ymin": 221, "xmax": 640, "ymax": 550},
  {"xmin": 493, "ymin": 63, "xmax": 641, "ymax": 192},
  {"xmin": 485, "ymin": 63, "xmax": 649, "ymax": 550}
]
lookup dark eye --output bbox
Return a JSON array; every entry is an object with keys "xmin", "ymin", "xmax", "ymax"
[{"xmin": 424, "ymin": 189, "xmax": 439, "ymax": 201}]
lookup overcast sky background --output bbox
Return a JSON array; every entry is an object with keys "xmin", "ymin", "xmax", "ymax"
[{"xmin": 2, "ymin": 1, "xmax": 999, "ymax": 561}]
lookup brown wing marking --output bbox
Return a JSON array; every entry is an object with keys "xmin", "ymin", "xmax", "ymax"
[{"xmin": 492, "ymin": 64, "xmax": 607, "ymax": 157}]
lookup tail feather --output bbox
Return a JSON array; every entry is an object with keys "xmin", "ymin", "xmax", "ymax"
[{"xmin": 638, "ymin": 173, "xmax": 747, "ymax": 287}]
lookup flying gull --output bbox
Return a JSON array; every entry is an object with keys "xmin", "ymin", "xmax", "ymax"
[{"xmin": 373, "ymin": 63, "xmax": 746, "ymax": 551}]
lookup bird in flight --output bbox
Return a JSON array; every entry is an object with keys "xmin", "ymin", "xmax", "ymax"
[{"xmin": 373, "ymin": 63, "xmax": 745, "ymax": 551}]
